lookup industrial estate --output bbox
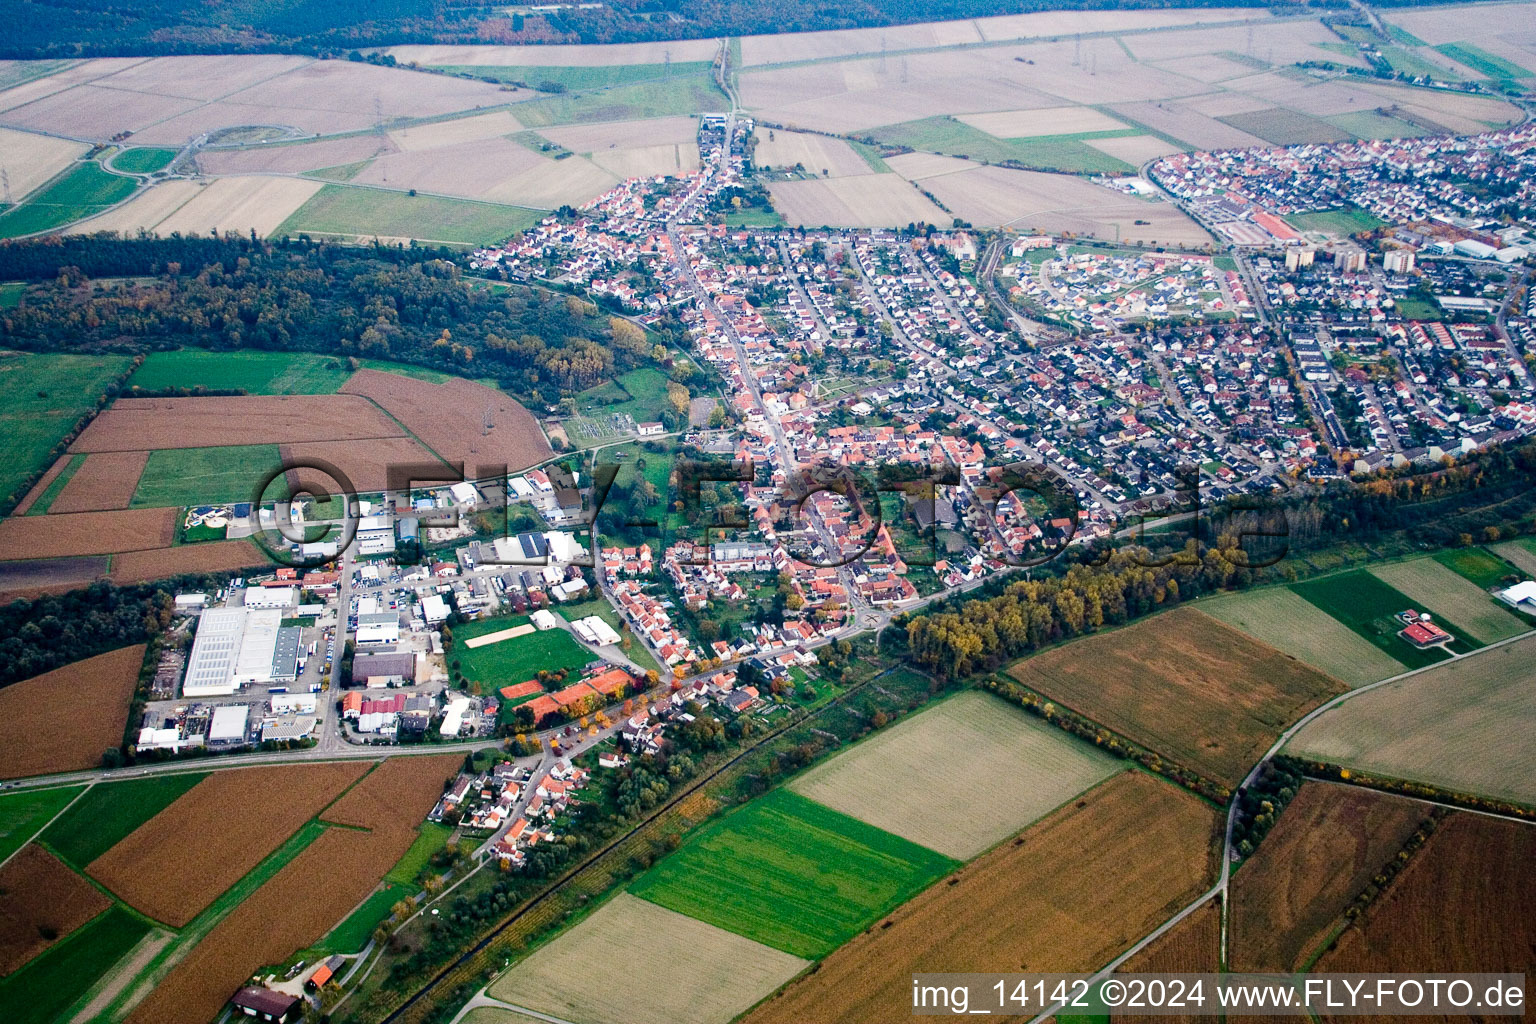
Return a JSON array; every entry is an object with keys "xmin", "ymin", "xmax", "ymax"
[{"xmin": 0, "ymin": 2, "xmax": 1533, "ymax": 1024}]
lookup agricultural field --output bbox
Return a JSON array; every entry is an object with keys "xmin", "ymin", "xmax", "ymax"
[
  {"xmin": 1197, "ymin": 587, "xmax": 1406, "ymax": 687},
  {"xmin": 1229, "ymin": 783, "xmax": 1428, "ymax": 971},
  {"xmin": 73, "ymin": 394, "xmax": 407, "ymax": 452},
  {"xmin": 1287, "ymin": 633, "xmax": 1536, "ymax": 805},
  {"xmin": 339, "ymin": 369, "xmax": 553, "ymax": 472},
  {"xmin": 1218, "ymin": 107, "xmax": 1352, "ymax": 144},
  {"xmin": 0, "ymin": 506, "xmax": 177, "ymax": 561},
  {"xmin": 1007, "ymin": 607, "xmax": 1344, "ymax": 787},
  {"xmin": 1432, "ymin": 545, "xmax": 1526, "ymax": 589},
  {"xmin": 40, "ymin": 773, "xmax": 207, "ymax": 867},
  {"xmin": 0, "ymin": 904, "xmax": 150, "ymax": 1024},
  {"xmin": 1289, "ymin": 570, "xmax": 1462, "ymax": 668},
  {"xmin": 0, "ymin": 786, "xmax": 84, "ymax": 864},
  {"xmin": 0, "ymin": 843, "xmax": 111, "ymax": 974},
  {"xmin": 1367, "ymin": 557, "xmax": 1527, "ymax": 644},
  {"xmin": 276, "ymin": 183, "xmax": 541, "ymax": 247},
  {"xmin": 110, "ymin": 147, "xmax": 177, "ymax": 173},
  {"xmin": 740, "ymin": 771, "xmax": 1219, "ymax": 1024},
  {"xmin": 0, "ymin": 127, "xmax": 89, "ymax": 201},
  {"xmin": 769, "ymin": 173, "xmax": 949, "ymax": 228},
  {"xmin": 0, "ymin": 161, "xmax": 137, "ymax": 238},
  {"xmin": 318, "ymin": 881, "xmax": 414, "ymax": 954},
  {"xmin": 432, "ymin": 62, "xmax": 715, "ymax": 93},
  {"xmin": 454, "ymin": 615, "xmax": 597, "ymax": 691},
  {"xmin": 0, "ymin": 351, "xmax": 134, "ymax": 511},
  {"xmin": 788, "ymin": 689, "xmax": 1121, "ymax": 858},
  {"xmin": 1490, "ymin": 535, "xmax": 1536, "ymax": 576},
  {"xmin": 384, "ymin": 821, "xmax": 455, "ymax": 885},
  {"xmin": 511, "ymin": 73, "xmax": 727, "ymax": 127},
  {"xmin": 107, "ymin": 540, "xmax": 270, "ymax": 584},
  {"xmin": 18, "ymin": 452, "xmax": 84, "ymax": 515},
  {"xmin": 127, "ymin": 350, "xmax": 357, "ymax": 396},
  {"xmin": 1434, "ymin": 41, "xmax": 1533, "ymax": 79},
  {"xmin": 870, "ymin": 115, "xmax": 1138, "ymax": 174},
  {"xmin": 47, "ymin": 450, "xmax": 149, "ymax": 513},
  {"xmin": 87, "ymin": 761, "xmax": 371, "ymax": 927},
  {"xmin": 129, "ymin": 444, "xmax": 282, "ymax": 508},
  {"xmin": 627, "ymin": 788, "xmax": 957, "ymax": 958},
  {"xmin": 1113, "ymin": 899, "xmax": 1219, "ymax": 1024},
  {"xmin": 489, "ymin": 893, "xmax": 810, "ymax": 1024},
  {"xmin": 1312, "ymin": 812, "xmax": 1536, "ymax": 1002},
  {"xmin": 0, "ymin": 645, "xmax": 145, "ymax": 780},
  {"xmin": 752, "ymin": 127, "xmax": 874, "ymax": 177}
]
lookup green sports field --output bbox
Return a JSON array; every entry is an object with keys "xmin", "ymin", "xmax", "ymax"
[
  {"xmin": 130, "ymin": 444, "xmax": 283, "ymax": 508},
  {"xmin": 627, "ymin": 788, "xmax": 957, "ymax": 958},
  {"xmin": 0, "ymin": 785, "xmax": 84, "ymax": 862},
  {"xmin": 1283, "ymin": 205, "xmax": 1388, "ymax": 237},
  {"xmin": 454, "ymin": 614, "xmax": 597, "ymax": 691},
  {"xmin": 1289, "ymin": 570, "xmax": 1463, "ymax": 669},
  {"xmin": 129, "ymin": 350, "xmax": 355, "ymax": 395},
  {"xmin": 40, "ymin": 773, "xmax": 206, "ymax": 867},
  {"xmin": 277, "ymin": 184, "xmax": 541, "ymax": 247},
  {"xmin": 0, "ymin": 904, "xmax": 151, "ymax": 1024},
  {"xmin": 0, "ymin": 351, "xmax": 134, "ymax": 509}
]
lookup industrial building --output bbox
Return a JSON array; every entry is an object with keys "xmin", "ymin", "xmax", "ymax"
[
  {"xmin": 356, "ymin": 611, "xmax": 400, "ymax": 645},
  {"xmin": 352, "ymin": 650, "xmax": 417, "ymax": 686},
  {"xmin": 183, "ymin": 608, "xmax": 303, "ymax": 697}
]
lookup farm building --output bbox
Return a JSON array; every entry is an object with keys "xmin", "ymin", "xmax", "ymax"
[
  {"xmin": 1498, "ymin": 580, "xmax": 1536, "ymax": 615},
  {"xmin": 183, "ymin": 608, "xmax": 302, "ymax": 696},
  {"xmin": 231, "ymin": 987, "xmax": 301, "ymax": 1023}
]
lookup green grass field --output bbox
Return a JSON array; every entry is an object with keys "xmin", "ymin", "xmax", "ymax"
[
  {"xmin": 384, "ymin": 823, "xmax": 455, "ymax": 885},
  {"xmin": 0, "ymin": 785, "xmax": 84, "ymax": 862},
  {"xmin": 25, "ymin": 452, "xmax": 85, "ymax": 515},
  {"xmin": 627, "ymin": 788, "xmax": 956, "ymax": 958},
  {"xmin": 0, "ymin": 162, "xmax": 138, "ymax": 238},
  {"xmin": 0, "ymin": 351, "xmax": 134, "ymax": 509},
  {"xmin": 277, "ymin": 184, "xmax": 541, "ymax": 246},
  {"xmin": 1284, "ymin": 205, "xmax": 1389, "ymax": 237},
  {"xmin": 1379, "ymin": 45, "xmax": 1465, "ymax": 81},
  {"xmin": 1434, "ymin": 547, "xmax": 1525, "ymax": 589},
  {"xmin": 512, "ymin": 73, "xmax": 727, "ymax": 127},
  {"xmin": 869, "ymin": 115, "xmax": 1136, "ymax": 174},
  {"xmin": 131, "ymin": 444, "xmax": 283, "ymax": 508},
  {"xmin": 111, "ymin": 148, "xmax": 178, "ymax": 174},
  {"xmin": 1290, "ymin": 570, "xmax": 1462, "ymax": 668},
  {"xmin": 576, "ymin": 367, "xmax": 671, "ymax": 422},
  {"xmin": 319, "ymin": 882, "xmax": 414, "ymax": 953},
  {"xmin": 1324, "ymin": 110, "xmax": 1429, "ymax": 140},
  {"xmin": 1392, "ymin": 295, "xmax": 1443, "ymax": 320},
  {"xmin": 1434, "ymin": 41, "xmax": 1532, "ymax": 80},
  {"xmin": 724, "ymin": 207, "xmax": 786, "ymax": 227},
  {"xmin": 129, "ymin": 350, "xmax": 356, "ymax": 395},
  {"xmin": 432, "ymin": 62, "xmax": 713, "ymax": 92},
  {"xmin": 0, "ymin": 905, "xmax": 150, "ymax": 1024},
  {"xmin": 40, "ymin": 774, "xmax": 207, "ymax": 867},
  {"xmin": 1384, "ymin": 23, "xmax": 1427, "ymax": 47},
  {"xmin": 1219, "ymin": 107, "xmax": 1353, "ymax": 145},
  {"xmin": 454, "ymin": 614, "xmax": 597, "ymax": 691},
  {"xmin": 1490, "ymin": 536, "xmax": 1536, "ymax": 577}
]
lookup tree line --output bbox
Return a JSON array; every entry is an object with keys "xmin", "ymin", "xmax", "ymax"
[{"xmin": 0, "ymin": 236, "xmax": 658, "ymax": 408}]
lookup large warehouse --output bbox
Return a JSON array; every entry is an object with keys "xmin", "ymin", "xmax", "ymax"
[{"xmin": 183, "ymin": 607, "xmax": 303, "ymax": 697}]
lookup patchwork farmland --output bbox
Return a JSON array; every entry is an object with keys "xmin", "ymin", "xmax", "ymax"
[
  {"xmin": 1198, "ymin": 587, "xmax": 1406, "ymax": 687},
  {"xmin": 741, "ymin": 771, "xmax": 1220, "ymax": 1024},
  {"xmin": 488, "ymin": 894, "xmax": 809, "ymax": 1024},
  {"xmin": 0, "ymin": 646, "xmax": 145, "ymax": 780},
  {"xmin": 0, "ymin": 843, "xmax": 112, "ymax": 974},
  {"xmin": 1007, "ymin": 607, "xmax": 1344, "ymax": 787},
  {"xmin": 1287, "ymin": 633, "xmax": 1536, "ymax": 805},
  {"xmin": 788, "ymin": 689, "xmax": 1120, "ymax": 858},
  {"xmin": 1367, "ymin": 557, "xmax": 1527, "ymax": 645}
]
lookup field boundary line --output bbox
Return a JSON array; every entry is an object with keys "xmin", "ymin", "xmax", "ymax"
[{"xmin": 0, "ymin": 781, "xmax": 92, "ymax": 870}]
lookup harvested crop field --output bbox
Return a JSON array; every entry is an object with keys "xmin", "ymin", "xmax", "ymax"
[
  {"xmin": 108, "ymin": 540, "xmax": 269, "ymax": 584},
  {"xmin": 1230, "ymin": 783, "xmax": 1428, "ymax": 971},
  {"xmin": 1312, "ymin": 811, "xmax": 1536, "ymax": 1017},
  {"xmin": 0, "ymin": 843, "xmax": 111, "ymax": 975},
  {"xmin": 88, "ymin": 761, "xmax": 370, "ymax": 927},
  {"xmin": 0, "ymin": 127, "xmax": 89, "ymax": 201},
  {"xmin": 489, "ymin": 893, "xmax": 809, "ymax": 1024},
  {"xmin": 280, "ymin": 437, "xmax": 449, "ymax": 493},
  {"xmin": 71, "ymin": 395, "xmax": 406, "ymax": 452},
  {"xmin": 752, "ymin": 128, "xmax": 872, "ymax": 177},
  {"xmin": 1198, "ymin": 587, "xmax": 1406, "ymax": 687},
  {"xmin": 1113, "ymin": 899, "xmax": 1220, "ymax": 1024},
  {"xmin": 41, "ymin": 773, "xmax": 208, "ymax": 868},
  {"xmin": 47, "ymin": 451, "xmax": 148, "ymax": 513},
  {"xmin": 740, "ymin": 771, "xmax": 1219, "ymax": 1024},
  {"xmin": 388, "ymin": 110, "xmax": 525, "ymax": 151},
  {"xmin": 768, "ymin": 174, "xmax": 947, "ymax": 228},
  {"xmin": 1367, "ymin": 557, "xmax": 1527, "ymax": 644},
  {"xmin": 340, "ymin": 369, "xmax": 552, "ymax": 472},
  {"xmin": 1289, "ymin": 570, "xmax": 1461, "ymax": 668},
  {"xmin": 958, "ymin": 106, "xmax": 1129, "ymax": 138},
  {"xmin": 68, "ymin": 178, "xmax": 202, "ymax": 236},
  {"xmin": 541, "ymin": 115, "xmax": 699, "ymax": 151},
  {"xmin": 197, "ymin": 135, "xmax": 394, "ymax": 175},
  {"xmin": 149, "ymin": 176, "xmax": 324, "ymax": 238},
  {"xmin": 320, "ymin": 753, "xmax": 461, "ymax": 835},
  {"xmin": 628, "ymin": 789, "xmax": 955, "ymax": 958},
  {"xmin": 1008, "ymin": 607, "xmax": 1344, "ymax": 787},
  {"xmin": 1288, "ymin": 633, "xmax": 1536, "ymax": 805},
  {"xmin": 1491, "ymin": 536, "xmax": 1536, "ymax": 576},
  {"xmin": 789, "ymin": 689, "xmax": 1120, "ymax": 858},
  {"xmin": 0, "ymin": 645, "xmax": 144, "ymax": 780},
  {"xmin": 0, "ymin": 556, "xmax": 107, "ymax": 600},
  {"xmin": 589, "ymin": 142, "xmax": 699, "ymax": 179}
]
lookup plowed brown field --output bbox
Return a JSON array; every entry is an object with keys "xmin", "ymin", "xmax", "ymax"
[
  {"xmin": 126, "ymin": 755, "xmax": 460, "ymax": 1024},
  {"xmin": 281, "ymin": 436, "xmax": 448, "ymax": 492},
  {"xmin": 1230, "ymin": 782, "xmax": 1428, "ymax": 972},
  {"xmin": 0, "ymin": 508, "xmax": 176, "ymax": 560},
  {"xmin": 0, "ymin": 844, "xmax": 111, "ymax": 975},
  {"xmin": 0, "ymin": 646, "xmax": 144, "ymax": 780},
  {"xmin": 340, "ymin": 370, "xmax": 552, "ymax": 472},
  {"xmin": 88, "ymin": 761, "xmax": 370, "ymax": 927},
  {"xmin": 741, "ymin": 771, "xmax": 1220, "ymax": 1024},
  {"xmin": 108, "ymin": 540, "xmax": 270, "ymax": 584},
  {"xmin": 49, "ymin": 451, "xmax": 150, "ymax": 513},
  {"xmin": 12, "ymin": 454, "xmax": 72, "ymax": 515},
  {"xmin": 70, "ymin": 395, "xmax": 406, "ymax": 452}
]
